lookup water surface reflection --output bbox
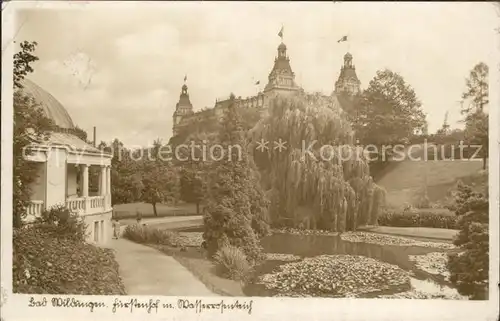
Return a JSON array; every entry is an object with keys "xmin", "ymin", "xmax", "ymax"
[{"xmin": 244, "ymin": 233, "xmax": 455, "ymax": 297}]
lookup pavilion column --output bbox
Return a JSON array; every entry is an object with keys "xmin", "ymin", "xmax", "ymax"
[
  {"xmin": 106, "ymin": 165, "xmax": 111, "ymax": 208},
  {"xmin": 81, "ymin": 164, "xmax": 89, "ymax": 197},
  {"xmin": 100, "ymin": 165, "xmax": 106, "ymax": 196}
]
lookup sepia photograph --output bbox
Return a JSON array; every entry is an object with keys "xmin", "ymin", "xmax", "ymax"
[{"xmin": 1, "ymin": 1, "xmax": 499, "ymax": 320}]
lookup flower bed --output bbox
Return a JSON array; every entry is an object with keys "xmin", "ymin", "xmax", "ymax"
[
  {"xmin": 378, "ymin": 210, "xmax": 458, "ymax": 229},
  {"xmin": 258, "ymin": 255, "xmax": 410, "ymax": 297},
  {"xmin": 409, "ymin": 252, "xmax": 450, "ymax": 280},
  {"xmin": 340, "ymin": 232, "xmax": 456, "ymax": 249}
]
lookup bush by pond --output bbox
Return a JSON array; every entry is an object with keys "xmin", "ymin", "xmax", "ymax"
[
  {"xmin": 214, "ymin": 245, "xmax": 252, "ymax": 281},
  {"xmin": 378, "ymin": 209, "xmax": 458, "ymax": 229},
  {"xmin": 258, "ymin": 255, "xmax": 410, "ymax": 297},
  {"xmin": 340, "ymin": 232, "xmax": 456, "ymax": 249}
]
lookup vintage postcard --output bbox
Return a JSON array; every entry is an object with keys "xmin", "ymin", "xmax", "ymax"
[{"xmin": 1, "ymin": 1, "xmax": 499, "ymax": 320}]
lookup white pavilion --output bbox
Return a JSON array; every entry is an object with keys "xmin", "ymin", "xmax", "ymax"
[{"xmin": 21, "ymin": 79, "xmax": 113, "ymax": 245}]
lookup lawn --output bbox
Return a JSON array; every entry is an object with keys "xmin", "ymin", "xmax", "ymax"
[
  {"xmin": 357, "ymin": 226, "xmax": 458, "ymax": 242},
  {"xmin": 113, "ymin": 202, "xmax": 202, "ymax": 219}
]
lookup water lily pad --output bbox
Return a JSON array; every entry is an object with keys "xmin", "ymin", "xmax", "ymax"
[
  {"xmin": 257, "ymin": 255, "xmax": 410, "ymax": 297},
  {"xmin": 340, "ymin": 232, "xmax": 456, "ymax": 250},
  {"xmin": 409, "ymin": 252, "xmax": 450, "ymax": 280},
  {"xmin": 272, "ymin": 228, "xmax": 339, "ymax": 236}
]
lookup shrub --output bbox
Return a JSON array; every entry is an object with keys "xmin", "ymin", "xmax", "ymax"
[
  {"xmin": 213, "ymin": 245, "xmax": 252, "ymax": 281},
  {"xmin": 13, "ymin": 225, "xmax": 126, "ymax": 295},
  {"xmin": 35, "ymin": 204, "xmax": 87, "ymax": 241},
  {"xmin": 378, "ymin": 209, "xmax": 458, "ymax": 229},
  {"xmin": 447, "ymin": 182, "xmax": 489, "ymax": 299},
  {"xmin": 122, "ymin": 224, "xmax": 179, "ymax": 246},
  {"xmin": 203, "ymin": 95, "xmax": 268, "ymax": 264}
]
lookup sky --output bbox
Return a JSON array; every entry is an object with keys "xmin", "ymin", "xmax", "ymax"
[{"xmin": 9, "ymin": 2, "xmax": 499, "ymax": 147}]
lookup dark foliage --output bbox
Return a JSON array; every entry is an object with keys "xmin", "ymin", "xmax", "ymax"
[
  {"xmin": 13, "ymin": 226, "xmax": 126, "ymax": 295},
  {"xmin": 447, "ymin": 182, "xmax": 489, "ymax": 299},
  {"xmin": 13, "ymin": 41, "xmax": 53, "ymax": 228},
  {"xmin": 13, "ymin": 206, "xmax": 125, "ymax": 295},
  {"xmin": 36, "ymin": 204, "xmax": 88, "ymax": 242},
  {"xmin": 203, "ymin": 94, "xmax": 270, "ymax": 264}
]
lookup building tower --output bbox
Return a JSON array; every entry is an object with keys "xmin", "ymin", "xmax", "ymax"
[
  {"xmin": 441, "ymin": 110, "xmax": 450, "ymax": 134},
  {"xmin": 334, "ymin": 52, "xmax": 361, "ymax": 96},
  {"xmin": 264, "ymin": 41, "xmax": 300, "ymax": 95},
  {"xmin": 172, "ymin": 80, "xmax": 194, "ymax": 136}
]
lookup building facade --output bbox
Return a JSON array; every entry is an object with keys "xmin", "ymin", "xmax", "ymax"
[
  {"xmin": 172, "ymin": 39, "xmax": 361, "ymax": 137},
  {"xmin": 21, "ymin": 79, "xmax": 113, "ymax": 245}
]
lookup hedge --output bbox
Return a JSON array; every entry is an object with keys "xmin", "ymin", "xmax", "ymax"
[
  {"xmin": 122, "ymin": 224, "xmax": 180, "ymax": 246},
  {"xmin": 377, "ymin": 210, "xmax": 458, "ymax": 229}
]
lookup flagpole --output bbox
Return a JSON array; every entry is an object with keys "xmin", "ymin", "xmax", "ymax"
[{"xmin": 279, "ymin": 24, "xmax": 284, "ymax": 43}]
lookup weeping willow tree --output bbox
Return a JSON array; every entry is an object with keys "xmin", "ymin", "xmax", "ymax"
[{"xmin": 249, "ymin": 92, "xmax": 385, "ymax": 231}]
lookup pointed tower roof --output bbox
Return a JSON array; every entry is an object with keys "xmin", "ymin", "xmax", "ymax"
[
  {"xmin": 338, "ymin": 52, "xmax": 360, "ymax": 83},
  {"xmin": 264, "ymin": 41, "xmax": 299, "ymax": 92},
  {"xmin": 334, "ymin": 52, "xmax": 361, "ymax": 96},
  {"xmin": 173, "ymin": 81, "xmax": 193, "ymax": 117}
]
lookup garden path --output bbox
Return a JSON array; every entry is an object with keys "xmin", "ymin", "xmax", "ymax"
[{"xmin": 109, "ymin": 238, "xmax": 217, "ymax": 296}]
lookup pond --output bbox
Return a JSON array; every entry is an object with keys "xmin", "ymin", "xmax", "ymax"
[
  {"xmin": 169, "ymin": 227, "xmax": 464, "ymax": 298},
  {"xmin": 244, "ymin": 232, "xmax": 462, "ymax": 298}
]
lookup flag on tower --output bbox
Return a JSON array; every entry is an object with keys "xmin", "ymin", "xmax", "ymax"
[
  {"xmin": 184, "ymin": 74, "xmax": 187, "ymax": 82},
  {"xmin": 278, "ymin": 26, "xmax": 284, "ymax": 40},
  {"xmin": 337, "ymin": 35, "xmax": 348, "ymax": 43}
]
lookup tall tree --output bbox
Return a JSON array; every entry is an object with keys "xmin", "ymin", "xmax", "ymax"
[
  {"xmin": 250, "ymin": 92, "xmax": 384, "ymax": 231},
  {"xmin": 461, "ymin": 62, "xmax": 488, "ymax": 114},
  {"xmin": 177, "ymin": 131, "xmax": 215, "ymax": 214},
  {"xmin": 465, "ymin": 111, "xmax": 488, "ymax": 169},
  {"xmin": 13, "ymin": 41, "xmax": 53, "ymax": 228},
  {"xmin": 140, "ymin": 140, "xmax": 180, "ymax": 216},
  {"xmin": 203, "ymin": 94, "xmax": 270, "ymax": 264},
  {"xmin": 141, "ymin": 161, "xmax": 166, "ymax": 217},
  {"xmin": 353, "ymin": 69, "xmax": 426, "ymax": 147},
  {"xmin": 13, "ymin": 41, "xmax": 39, "ymax": 89},
  {"xmin": 447, "ymin": 182, "xmax": 489, "ymax": 299},
  {"xmin": 461, "ymin": 62, "xmax": 489, "ymax": 169},
  {"xmin": 180, "ymin": 168, "xmax": 204, "ymax": 214},
  {"xmin": 100, "ymin": 139, "xmax": 143, "ymax": 205}
]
